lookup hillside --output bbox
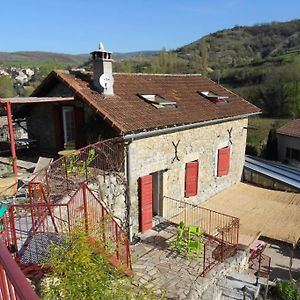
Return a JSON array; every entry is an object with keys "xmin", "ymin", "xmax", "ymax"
[
  {"xmin": 0, "ymin": 51, "xmax": 89, "ymax": 66},
  {"xmin": 178, "ymin": 19, "xmax": 300, "ymax": 68},
  {"xmin": 0, "ymin": 50, "xmax": 159, "ymax": 67}
]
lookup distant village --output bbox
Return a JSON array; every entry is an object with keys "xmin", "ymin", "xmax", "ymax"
[{"xmin": 0, "ymin": 66, "xmax": 36, "ymax": 85}]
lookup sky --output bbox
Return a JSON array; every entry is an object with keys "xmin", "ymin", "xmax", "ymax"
[{"xmin": 1, "ymin": 0, "xmax": 299, "ymax": 54}]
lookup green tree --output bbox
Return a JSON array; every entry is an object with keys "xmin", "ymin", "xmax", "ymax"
[
  {"xmin": 42, "ymin": 227, "xmax": 163, "ymax": 300},
  {"xmin": 264, "ymin": 128, "xmax": 278, "ymax": 160},
  {"xmin": 0, "ymin": 75, "xmax": 15, "ymax": 98}
]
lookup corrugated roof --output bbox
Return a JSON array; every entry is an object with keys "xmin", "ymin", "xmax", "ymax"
[
  {"xmin": 245, "ymin": 155, "xmax": 300, "ymax": 190},
  {"xmin": 276, "ymin": 119, "xmax": 300, "ymax": 138},
  {"xmin": 32, "ymin": 70, "xmax": 260, "ymax": 134}
]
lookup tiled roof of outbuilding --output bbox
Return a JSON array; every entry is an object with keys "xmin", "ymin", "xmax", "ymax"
[
  {"xmin": 33, "ymin": 70, "xmax": 260, "ymax": 134},
  {"xmin": 277, "ymin": 119, "xmax": 300, "ymax": 138}
]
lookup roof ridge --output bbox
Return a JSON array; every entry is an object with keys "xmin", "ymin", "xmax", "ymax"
[{"xmin": 113, "ymin": 72, "xmax": 203, "ymax": 77}]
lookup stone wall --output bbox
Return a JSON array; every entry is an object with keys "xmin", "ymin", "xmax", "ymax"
[{"xmin": 128, "ymin": 118, "xmax": 249, "ymax": 234}]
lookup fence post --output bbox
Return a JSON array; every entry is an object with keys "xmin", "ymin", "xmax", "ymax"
[{"xmin": 82, "ymin": 183, "xmax": 89, "ymax": 233}]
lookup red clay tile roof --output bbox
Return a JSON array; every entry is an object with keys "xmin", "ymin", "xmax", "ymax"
[
  {"xmin": 33, "ymin": 70, "xmax": 260, "ymax": 134},
  {"xmin": 276, "ymin": 119, "xmax": 300, "ymax": 138}
]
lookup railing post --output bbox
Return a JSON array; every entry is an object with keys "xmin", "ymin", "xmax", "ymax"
[
  {"xmin": 8, "ymin": 207, "xmax": 18, "ymax": 258},
  {"xmin": 64, "ymin": 157, "xmax": 69, "ymax": 192},
  {"xmin": 82, "ymin": 183, "xmax": 89, "ymax": 233},
  {"xmin": 28, "ymin": 182, "xmax": 37, "ymax": 236}
]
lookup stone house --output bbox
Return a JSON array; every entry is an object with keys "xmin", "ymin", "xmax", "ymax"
[
  {"xmin": 277, "ymin": 119, "xmax": 300, "ymax": 167},
  {"xmin": 20, "ymin": 45, "xmax": 260, "ymax": 236}
]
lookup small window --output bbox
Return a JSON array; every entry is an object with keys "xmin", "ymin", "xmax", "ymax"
[
  {"xmin": 199, "ymin": 91, "xmax": 228, "ymax": 104},
  {"xmin": 286, "ymin": 147, "xmax": 300, "ymax": 162},
  {"xmin": 217, "ymin": 147, "xmax": 230, "ymax": 176},
  {"xmin": 185, "ymin": 161, "xmax": 199, "ymax": 197},
  {"xmin": 138, "ymin": 94, "xmax": 177, "ymax": 110}
]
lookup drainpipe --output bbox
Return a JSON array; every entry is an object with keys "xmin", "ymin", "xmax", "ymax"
[
  {"xmin": 125, "ymin": 139, "xmax": 133, "ymax": 242},
  {"xmin": 5, "ymin": 101, "xmax": 18, "ymax": 177}
]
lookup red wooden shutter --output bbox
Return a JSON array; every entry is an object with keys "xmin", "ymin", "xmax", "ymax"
[
  {"xmin": 139, "ymin": 175, "xmax": 153, "ymax": 232},
  {"xmin": 74, "ymin": 107, "xmax": 85, "ymax": 148},
  {"xmin": 217, "ymin": 147, "xmax": 230, "ymax": 176},
  {"xmin": 185, "ymin": 161, "xmax": 199, "ymax": 197},
  {"xmin": 52, "ymin": 105, "xmax": 64, "ymax": 151}
]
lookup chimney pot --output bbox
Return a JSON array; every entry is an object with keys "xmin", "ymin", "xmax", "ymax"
[{"xmin": 90, "ymin": 43, "xmax": 114, "ymax": 95}]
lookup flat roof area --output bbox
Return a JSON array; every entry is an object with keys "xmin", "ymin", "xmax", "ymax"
[
  {"xmin": 201, "ymin": 183, "xmax": 300, "ymax": 246},
  {"xmin": 0, "ymin": 97, "xmax": 74, "ymax": 104},
  {"xmin": 245, "ymin": 155, "xmax": 300, "ymax": 190}
]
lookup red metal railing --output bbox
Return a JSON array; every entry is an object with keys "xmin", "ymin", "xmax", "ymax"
[
  {"xmin": 163, "ymin": 196, "xmax": 239, "ymax": 276},
  {"xmin": 29, "ymin": 138, "xmax": 125, "ymax": 204},
  {"xmin": 0, "ymin": 240, "xmax": 39, "ymax": 300},
  {"xmin": 4, "ymin": 183, "xmax": 131, "ymax": 276}
]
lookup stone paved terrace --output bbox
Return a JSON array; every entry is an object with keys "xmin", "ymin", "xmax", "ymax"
[{"xmin": 131, "ymin": 221, "xmax": 206, "ymax": 299}]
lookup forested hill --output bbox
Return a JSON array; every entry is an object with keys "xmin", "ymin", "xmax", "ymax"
[{"xmin": 178, "ymin": 19, "xmax": 300, "ymax": 68}]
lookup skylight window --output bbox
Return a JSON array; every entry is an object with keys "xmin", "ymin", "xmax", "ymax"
[
  {"xmin": 199, "ymin": 91, "xmax": 228, "ymax": 104},
  {"xmin": 139, "ymin": 94, "xmax": 177, "ymax": 110}
]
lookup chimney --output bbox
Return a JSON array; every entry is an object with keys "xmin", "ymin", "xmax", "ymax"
[{"xmin": 90, "ymin": 42, "xmax": 114, "ymax": 95}]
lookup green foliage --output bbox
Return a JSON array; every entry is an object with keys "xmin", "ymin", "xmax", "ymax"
[
  {"xmin": 247, "ymin": 117, "xmax": 290, "ymax": 156},
  {"xmin": 264, "ymin": 128, "xmax": 278, "ymax": 160},
  {"xmin": 0, "ymin": 75, "xmax": 15, "ymax": 97},
  {"xmin": 275, "ymin": 280, "xmax": 300, "ymax": 300},
  {"xmin": 62, "ymin": 148, "xmax": 95, "ymax": 177},
  {"xmin": 42, "ymin": 227, "xmax": 163, "ymax": 300}
]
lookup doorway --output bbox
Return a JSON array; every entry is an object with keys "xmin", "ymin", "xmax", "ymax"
[{"xmin": 139, "ymin": 170, "xmax": 164, "ymax": 232}]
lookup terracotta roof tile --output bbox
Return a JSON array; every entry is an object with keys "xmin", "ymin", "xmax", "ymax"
[
  {"xmin": 277, "ymin": 119, "xmax": 300, "ymax": 138},
  {"xmin": 34, "ymin": 70, "xmax": 260, "ymax": 134}
]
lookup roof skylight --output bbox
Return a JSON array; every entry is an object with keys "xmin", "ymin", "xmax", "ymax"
[
  {"xmin": 199, "ymin": 91, "xmax": 228, "ymax": 104},
  {"xmin": 139, "ymin": 94, "xmax": 177, "ymax": 110}
]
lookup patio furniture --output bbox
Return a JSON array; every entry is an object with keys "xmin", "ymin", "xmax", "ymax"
[
  {"xmin": 250, "ymin": 240, "xmax": 266, "ymax": 253},
  {"xmin": 187, "ymin": 225, "xmax": 203, "ymax": 254},
  {"xmin": 176, "ymin": 221, "xmax": 187, "ymax": 248},
  {"xmin": 18, "ymin": 157, "xmax": 54, "ymax": 198}
]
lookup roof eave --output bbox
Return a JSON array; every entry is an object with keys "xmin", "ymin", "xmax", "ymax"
[{"xmin": 123, "ymin": 111, "xmax": 261, "ymax": 141}]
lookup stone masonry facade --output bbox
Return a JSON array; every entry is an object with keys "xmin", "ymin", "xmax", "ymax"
[{"xmin": 128, "ymin": 117, "xmax": 249, "ymax": 234}]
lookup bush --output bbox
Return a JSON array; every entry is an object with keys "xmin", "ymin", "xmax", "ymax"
[
  {"xmin": 41, "ymin": 227, "xmax": 163, "ymax": 300},
  {"xmin": 276, "ymin": 280, "xmax": 300, "ymax": 300}
]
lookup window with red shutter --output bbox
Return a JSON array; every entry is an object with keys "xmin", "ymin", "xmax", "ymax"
[
  {"xmin": 185, "ymin": 161, "xmax": 199, "ymax": 197},
  {"xmin": 217, "ymin": 147, "xmax": 230, "ymax": 176}
]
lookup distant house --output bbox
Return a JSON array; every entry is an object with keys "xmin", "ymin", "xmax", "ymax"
[
  {"xmin": 277, "ymin": 119, "xmax": 300, "ymax": 167},
  {"xmin": 17, "ymin": 44, "xmax": 260, "ymax": 235}
]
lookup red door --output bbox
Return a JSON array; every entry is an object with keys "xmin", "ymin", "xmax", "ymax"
[{"xmin": 139, "ymin": 175, "xmax": 153, "ymax": 232}]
